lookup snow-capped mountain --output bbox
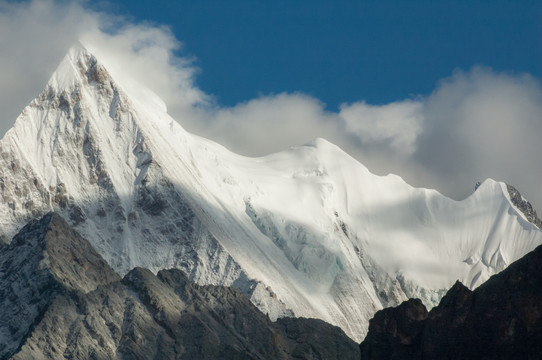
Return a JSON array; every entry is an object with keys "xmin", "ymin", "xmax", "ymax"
[{"xmin": 1, "ymin": 44, "xmax": 541, "ymax": 341}]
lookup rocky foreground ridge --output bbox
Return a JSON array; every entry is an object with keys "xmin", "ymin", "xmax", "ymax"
[
  {"xmin": 359, "ymin": 240, "xmax": 542, "ymax": 359},
  {"xmin": 0, "ymin": 213, "xmax": 359, "ymax": 360},
  {"xmin": 2, "ymin": 214, "xmax": 542, "ymax": 359}
]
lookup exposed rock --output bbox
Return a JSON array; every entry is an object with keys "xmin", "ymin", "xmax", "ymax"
[
  {"xmin": 507, "ymin": 184, "xmax": 542, "ymax": 229},
  {"xmin": 0, "ymin": 212, "xmax": 120, "ymax": 359},
  {"xmin": 1, "ymin": 214, "xmax": 360, "ymax": 359},
  {"xmin": 359, "ymin": 299, "xmax": 427, "ymax": 359},
  {"xmin": 360, "ymin": 244, "xmax": 542, "ymax": 359},
  {"xmin": 277, "ymin": 317, "xmax": 361, "ymax": 360}
]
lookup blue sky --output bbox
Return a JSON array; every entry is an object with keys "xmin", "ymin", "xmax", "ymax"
[
  {"xmin": 1, "ymin": 0, "xmax": 542, "ymax": 210},
  {"xmin": 97, "ymin": 0, "xmax": 542, "ymax": 110}
]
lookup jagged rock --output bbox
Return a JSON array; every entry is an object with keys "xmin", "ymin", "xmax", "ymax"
[
  {"xmin": 507, "ymin": 184, "xmax": 542, "ymax": 229},
  {"xmin": 0, "ymin": 214, "xmax": 360, "ymax": 360},
  {"xmin": 360, "ymin": 244, "xmax": 542, "ymax": 359}
]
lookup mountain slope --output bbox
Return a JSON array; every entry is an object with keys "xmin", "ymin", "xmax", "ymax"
[
  {"xmin": 0, "ymin": 213, "xmax": 120, "ymax": 358},
  {"xmin": 0, "ymin": 44, "xmax": 541, "ymax": 341},
  {"xmin": 0, "ymin": 213, "xmax": 359, "ymax": 360}
]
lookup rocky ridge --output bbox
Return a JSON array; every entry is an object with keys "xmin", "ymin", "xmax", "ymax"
[
  {"xmin": 0, "ymin": 213, "xmax": 359, "ymax": 360},
  {"xmin": 359, "ymin": 242, "xmax": 542, "ymax": 359}
]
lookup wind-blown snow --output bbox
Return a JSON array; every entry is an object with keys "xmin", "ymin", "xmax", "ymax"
[{"xmin": 0, "ymin": 44, "xmax": 541, "ymax": 341}]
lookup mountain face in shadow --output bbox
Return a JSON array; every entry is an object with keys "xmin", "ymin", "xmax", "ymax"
[
  {"xmin": 0, "ymin": 213, "xmax": 359, "ymax": 360},
  {"xmin": 359, "ymin": 243, "xmax": 542, "ymax": 359}
]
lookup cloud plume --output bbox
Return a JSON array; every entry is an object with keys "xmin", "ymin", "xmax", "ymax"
[
  {"xmin": 415, "ymin": 67, "xmax": 542, "ymax": 203},
  {"xmin": 0, "ymin": 0, "xmax": 205, "ymax": 137}
]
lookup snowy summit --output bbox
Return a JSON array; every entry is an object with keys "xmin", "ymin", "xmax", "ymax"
[{"xmin": 0, "ymin": 44, "xmax": 541, "ymax": 341}]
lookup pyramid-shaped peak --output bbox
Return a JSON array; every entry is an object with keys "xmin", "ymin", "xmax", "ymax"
[
  {"xmin": 46, "ymin": 41, "xmax": 127, "ymax": 96},
  {"xmin": 45, "ymin": 41, "xmax": 168, "ymax": 114},
  {"xmin": 66, "ymin": 40, "xmax": 92, "ymax": 60},
  {"xmin": 47, "ymin": 42, "xmax": 100, "ymax": 90}
]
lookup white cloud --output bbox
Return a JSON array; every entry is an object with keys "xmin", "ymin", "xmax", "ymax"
[
  {"xmin": 185, "ymin": 93, "xmax": 339, "ymax": 156},
  {"xmin": 1, "ymin": 1, "xmax": 541, "ymax": 212},
  {"xmin": 80, "ymin": 23, "xmax": 207, "ymax": 112},
  {"xmin": 415, "ymin": 67, "xmax": 542, "ymax": 205},
  {"xmin": 0, "ymin": 0, "xmax": 95, "ymax": 133},
  {"xmin": 338, "ymin": 100, "xmax": 423, "ymax": 155}
]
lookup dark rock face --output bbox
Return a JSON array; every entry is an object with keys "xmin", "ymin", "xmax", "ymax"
[
  {"xmin": 277, "ymin": 317, "xmax": 365, "ymax": 360},
  {"xmin": 360, "ymin": 244, "xmax": 542, "ymax": 359},
  {"xmin": 0, "ymin": 213, "xmax": 359, "ymax": 360},
  {"xmin": 359, "ymin": 299, "xmax": 427, "ymax": 359},
  {"xmin": 507, "ymin": 184, "xmax": 542, "ymax": 229}
]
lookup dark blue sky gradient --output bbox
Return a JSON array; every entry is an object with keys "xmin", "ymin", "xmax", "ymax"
[{"xmin": 97, "ymin": 1, "xmax": 542, "ymax": 110}]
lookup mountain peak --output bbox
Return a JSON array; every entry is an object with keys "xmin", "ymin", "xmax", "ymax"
[
  {"xmin": 42, "ymin": 41, "xmax": 168, "ymax": 116},
  {"xmin": 0, "ymin": 42, "xmax": 541, "ymax": 343},
  {"xmin": 47, "ymin": 42, "xmax": 97, "ymax": 91}
]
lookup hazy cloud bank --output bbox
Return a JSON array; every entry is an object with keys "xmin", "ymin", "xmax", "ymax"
[{"xmin": 1, "ymin": 0, "xmax": 541, "ymax": 211}]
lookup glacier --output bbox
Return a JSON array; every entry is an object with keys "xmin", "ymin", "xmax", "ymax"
[{"xmin": 0, "ymin": 43, "xmax": 541, "ymax": 341}]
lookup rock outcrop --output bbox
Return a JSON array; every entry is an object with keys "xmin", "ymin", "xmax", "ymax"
[{"xmin": 507, "ymin": 184, "xmax": 542, "ymax": 229}]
